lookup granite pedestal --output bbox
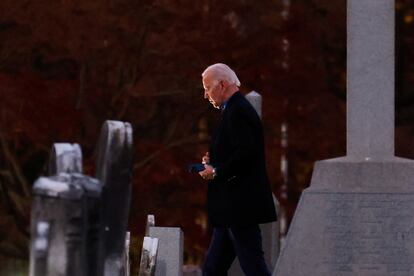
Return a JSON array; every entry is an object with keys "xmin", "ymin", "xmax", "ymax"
[{"xmin": 274, "ymin": 158, "xmax": 414, "ymax": 276}]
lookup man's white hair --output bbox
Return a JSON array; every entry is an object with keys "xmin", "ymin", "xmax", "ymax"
[{"xmin": 202, "ymin": 63, "xmax": 241, "ymax": 87}]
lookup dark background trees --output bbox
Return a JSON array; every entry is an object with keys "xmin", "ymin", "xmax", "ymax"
[{"xmin": 0, "ymin": 0, "xmax": 413, "ymax": 272}]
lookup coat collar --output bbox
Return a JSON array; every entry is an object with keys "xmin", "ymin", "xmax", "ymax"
[{"xmin": 222, "ymin": 91, "xmax": 241, "ymax": 110}]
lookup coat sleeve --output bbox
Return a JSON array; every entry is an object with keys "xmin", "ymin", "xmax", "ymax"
[{"xmin": 214, "ymin": 105, "xmax": 261, "ymax": 182}]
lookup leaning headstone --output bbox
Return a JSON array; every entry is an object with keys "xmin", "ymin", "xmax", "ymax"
[
  {"xmin": 228, "ymin": 91, "xmax": 280, "ymax": 275},
  {"xmin": 148, "ymin": 227, "xmax": 184, "ymax": 276},
  {"xmin": 274, "ymin": 1, "xmax": 414, "ymax": 275},
  {"xmin": 139, "ymin": 237, "xmax": 159, "ymax": 276},
  {"xmin": 96, "ymin": 120, "xmax": 133, "ymax": 276},
  {"xmin": 48, "ymin": 143, "xmax": 82, "ymax": 175}
]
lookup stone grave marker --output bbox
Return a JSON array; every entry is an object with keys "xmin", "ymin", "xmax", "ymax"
[
  {"xmin": 149, "ymin": 227, "xmax": 183, "ymax": 276},
  {"xmin": 139, "ymin": 237, "xmax": 159, "ymax": 276},
  {"xmin": 30, "ymin": 174, "xmax": 86, "ymax": 276},
  {"xmin": 29, "ymin": 173, "xmax": 102, "ymax": 276},
  {"xmin": 48, "ymin": 143, "xmax": 102, "ymax": 276},
  {"xmin": 96, "ymin": 120, "xmax": 133, "ymax": 276},
  {"xmin": 274, "ymin": 1, "xmax": 414, "ymax": 275}
]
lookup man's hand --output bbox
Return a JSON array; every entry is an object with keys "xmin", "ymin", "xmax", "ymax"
[
  {"xmin": 202, "ymin": 152, "xmax": 210, "ymax": 165},
  {"xmin": 199, "ymin": 164, "xmax": 215, "ymax": 180}
]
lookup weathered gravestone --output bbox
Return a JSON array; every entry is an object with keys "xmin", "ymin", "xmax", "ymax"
[
  {"xmin": 228, "ymin": 91, "xmax": 280, "ymax": 275},
  {"xmin": 139, "ymin": 236, "xmax": 159, "ymax": 276},
  {"xmin": 245, "ymin": 90, "xmax": 262, "ymax": 118},
  {"xmin": 274, "ymin": 1, "xmax": 414, "ymax": 275},
  {"xmin": 149, "ymin": 227, "xmax": 184, "ymax": 276},
  {"xmin": 96, "ymin": 120, "xmax": 133, "ymax": 276},
  {"xmin": 29, "ymin": 173, "xmax": 101, "ymax": 276},
  {"xmin": 48, "ymin": 143, "xmax": 102, "ymax": 276},
  {"xmin": 139, "ymin": 215, "xmax": 158, "ymax": 276}
]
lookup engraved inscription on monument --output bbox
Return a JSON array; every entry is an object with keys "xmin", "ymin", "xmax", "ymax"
[{"xmin": 323, "ymin": 194, "xmax": 414, "ymax": 275}]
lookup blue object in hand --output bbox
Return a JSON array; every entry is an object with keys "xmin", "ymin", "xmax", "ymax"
[{"xmin": 188, "ymin": 163, "xmax": 206, "ymax": 173}]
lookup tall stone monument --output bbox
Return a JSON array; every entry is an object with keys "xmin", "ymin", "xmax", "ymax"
[{"xmin": 274, "ymin": 0, "xmax": 414, "ymax": 275}]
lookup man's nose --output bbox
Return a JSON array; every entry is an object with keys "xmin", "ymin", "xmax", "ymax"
[{"xmin": 204, "ymin": 91, "xmax": 208, "ymax": 99}]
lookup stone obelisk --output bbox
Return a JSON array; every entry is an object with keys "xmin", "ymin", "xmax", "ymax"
[{"xmin": 274, "ymin": 1, "xmax": 414, "ymax": 275}]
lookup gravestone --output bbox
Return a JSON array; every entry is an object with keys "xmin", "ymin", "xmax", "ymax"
[
  {"xmin": 245, "ymin": 90, "xmax": 262, "ymax": 118},
  {"xmin": 139, "ymin": 237, "xmax": 159, "ymax": 276},
  {"xmin": 48, "ymin": 143, "xmax": 102, "ymax": 276},
  {"xmin": 229, "ymin": 91, "xmax": 280, "ymax": 275},
  {"xmin": 274, "ymin": 1, "xmax": 414, "ymax": 275},
  {"xmin": 139, "ymin": 215, "xmax": 158, "ymax": 276},
  {"xmin": 48, "ymin": 143, "xmax": 82, "ymax": 175},
  {"xmin": 148, "ymin": 227, "xmax": 183, "ymax": 276},
  {"xmin": 29, "ymin": 174, "xmax": 101, "ymax": 276},
  {"xmin": 96, "ymin": 120, "xmax": 133, "ymax": 276}
]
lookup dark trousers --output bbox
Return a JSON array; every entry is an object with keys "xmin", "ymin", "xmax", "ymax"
[{"xmin": 202, "ymin": 224, "xmax": 271, "ymax": 276}]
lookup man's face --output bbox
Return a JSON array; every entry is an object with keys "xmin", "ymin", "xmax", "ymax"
[{"xmin": 202, "ymin": 73, "xmax": 223, "ymax": 109}]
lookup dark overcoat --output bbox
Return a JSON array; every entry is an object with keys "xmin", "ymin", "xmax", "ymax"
[{"xmin": 208, "ymin": 92, "xmax": 277, "ymax": 227}]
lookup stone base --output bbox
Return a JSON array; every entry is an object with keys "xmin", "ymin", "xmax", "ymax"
[{"xmin": 273, "ymin": 157, "xmax": 414, "ymax": 276}]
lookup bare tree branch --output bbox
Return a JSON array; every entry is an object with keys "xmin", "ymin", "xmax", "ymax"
[
  {"xmin": 76, "ymin": 60, "xmax": 88, "ymax": 110},
  {"xmin": 133, "ymin": 135, "xmax": 203, "ymax": 170},
  {"xmin": 0, "ymin": 130, "xmax": 30, "ymax": 197}
]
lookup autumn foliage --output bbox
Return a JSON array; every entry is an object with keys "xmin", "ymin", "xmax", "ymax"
[{"xmin": 0, "ymin": 0, "xmax": 414, "ymax": 272}]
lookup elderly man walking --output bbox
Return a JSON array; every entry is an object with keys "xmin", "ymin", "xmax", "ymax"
[{"xmin": 199, "ymin": 63, "xmax": 276, "ymax": 276}]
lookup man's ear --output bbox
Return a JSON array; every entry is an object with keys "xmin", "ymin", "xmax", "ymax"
[{"xmin": 221, "ymin": 81, "xmax": 226, "ymax": 94}]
